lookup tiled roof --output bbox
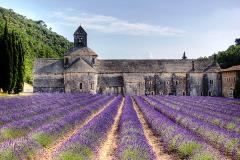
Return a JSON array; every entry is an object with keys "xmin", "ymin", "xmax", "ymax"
[
  {"xmin": 64, "ymin": 47, "xmax": 97, "ymax": 56},
  {"xmin": 33, "ymin": 58, "xmax": 64, "ymax": 74},
  {"xmin": 97, "ymin": 59, "xmax": 218, "ymax": 73},
  {"xmin": 221, "ymin": 65, "xmax": 240, "ymax": 72}
]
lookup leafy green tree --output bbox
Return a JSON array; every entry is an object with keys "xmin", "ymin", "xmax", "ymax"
[{"xmin": 217, "ymin": 43, "xmax": 240, "ymax": 69}]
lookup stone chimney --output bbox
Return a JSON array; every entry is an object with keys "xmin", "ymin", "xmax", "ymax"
[{"xmin": 192, "ymin": 61, "xmax": 195, "ymax": 71}]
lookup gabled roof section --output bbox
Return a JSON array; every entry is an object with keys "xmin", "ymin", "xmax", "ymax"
[
  {"xmin": 65, "ymin": 58, "xmax": 97, "ymax": 73},
  {"xmin": 74, "ymin": 25, "xmax": 87, "ymax": 36},
  {"xmin": 221, "ymin": 65, "xmax": 240, "ymax": 72},
  {"xmin": 34, "ymin": 58, "xmax": 63, "ymax": 74},
  {"xmin": 64, "ymin": 47, "xmax": 98, "ymax": 57},
  {"xmin": 204, "ymin": 62, "xmax": 221, "ymax": 73},
  {"xmin": 96, "ymin": 58, "xmax": 218, "ymax": 73}
]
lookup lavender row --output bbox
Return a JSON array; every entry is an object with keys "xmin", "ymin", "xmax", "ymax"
[
  {"xmin": 0, "ymin": 93, "xmax": 73, "ymax": 111},
  {"xmin": 144, "ymin": 96, "xmax": 240, "ymax": 159},
  {"xmin": 55, "ymin": 96, "xmax": 123, "ymax": 160},
  {"xmin": 157, "ymin": 96, "xmax": 240, "ymax": 122},
  {"xmin": 152, "ymin": 96, "xmax": 240, "ymax": 133},
  {"xmin": 116, "ymin": 96, "xmax": 156, "ymax": 160},
  {"xmin": 0, "ymin": 94, "xmax": 92, "ymax": 127},
  {"xmin": 31, "ymin": 95, "xmax": 114, "ymax": 147},
  {"xmin": 0, "ymin": 93, "xmax": 89, "ymax": 117},
  {"xmin": 0, "ymin": 95, "xmax": 102, "ymax": 141},
  {"xmin": 170, "ymin": 96, "xmax": 240, "ymax": 117},
  {"xmin": 0, "ymin": 95, "xmax": 115, "ymax": 159},
  {"xmin": 134, "ymin": 96, "xmax": 225, "ymax": 160}
]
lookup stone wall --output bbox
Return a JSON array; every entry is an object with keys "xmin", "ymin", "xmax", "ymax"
[
  {"xmin": 33, "ymin": 74, "xmax": 64, "ymax": 92},
  {"xmin": 97, "ymin": 73, "xmax": 124, "ymax": 94},
  {"xmin": 64, "ymin": 72, "xmax": 97, "ymax": 94},
  {"xmin": 222, "ymin": 71, "xmax": 237, "ymax": 97},
  {"xmin": 206, "ymin": 73, "xmax": 222, "ymax": 96},
  {"xmin": 188, "ymin": 73, "xmax": 204, "ymax": 96}
]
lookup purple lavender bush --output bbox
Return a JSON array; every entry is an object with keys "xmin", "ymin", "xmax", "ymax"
[
  {"xmin": 55, "ymin": 96, "xmax": 123, "ymax": 160},
  {"xmin": 134, "ymin": 96, "xmax": 225, "ymax": 160},
  {"xmin": 116, "ymin": 96, "xmax": 156, "ymax": 160}
]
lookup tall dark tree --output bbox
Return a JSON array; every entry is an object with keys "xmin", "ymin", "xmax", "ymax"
[
  {"xmin": 14, "ymin": 40, "xmax": 25, "ymax": 93},
  {"xmin": 235, "ymin": 38, "xmax": 240, "ymax": 45},
  {"xmin": 0, "ymin": 20, "xmax": 25, "ymax": 94},
  {"xmin": 11, "ymin": 31, "xmax": 19, "ymax": 91},
  {"xmin": 0, "ymin": 27, "xmax": 3, "ymax": 90},
  {"xmin": 182, "ymin": 51, "xmax": 187, "ymax": 60},
  {"xmin": 1, "ymin": 21, "xmax": 11, "ymax": 93}
]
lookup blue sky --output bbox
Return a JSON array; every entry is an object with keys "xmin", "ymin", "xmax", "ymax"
[{"xmin": 0, "ymin": 0, "xmax": 240, "ymax": 59}]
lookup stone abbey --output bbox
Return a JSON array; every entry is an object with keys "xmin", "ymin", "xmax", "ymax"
[{"xmin": 34, "ymin": 26, "xmax": 224, "ymax": 96}]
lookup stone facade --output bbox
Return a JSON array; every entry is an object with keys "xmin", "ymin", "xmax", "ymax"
[
  {"xmin": 33, "ymin": 26, "xmax": 223, "ymax": 96},
  {"xmin": 221, "ymin": 65, "xmax": 240, "ymax": 98}
]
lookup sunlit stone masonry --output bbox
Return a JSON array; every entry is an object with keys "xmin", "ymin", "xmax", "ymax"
[{"xmin": 33, "ymin": 26, "xmax": 224, "ymax": 96}]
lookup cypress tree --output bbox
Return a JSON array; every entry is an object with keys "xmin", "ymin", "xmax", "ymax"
[
  {"xmin": 0, "ymin": 29, "xmax": 3, "ymax": 91},
  {"xmin": 0, "ymin": 19, "xmax": 25, "ymax": 94},
  {"xmin": 7, "ymin": 30, "xmax": 13, "ymax": 94},
  {"xmin": 11, "ymin": 31, "xmax": 19, "ymax": 92},
  {"xmin": 1, "ymin": 21, "xmax": 10, "ymax": 93},
  {"xmin": 14, "ymin": 40, "xmax": 25, "ymax": 93}
]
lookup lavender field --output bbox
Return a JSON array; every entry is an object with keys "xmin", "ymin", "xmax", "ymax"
[{"xmin": 0, "ymin": 94, "xmax": 239, "ymax": 160}]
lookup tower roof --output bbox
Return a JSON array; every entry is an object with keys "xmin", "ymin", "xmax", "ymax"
[{"xmin": 74, "ymin": 25, "xmax": 87, "ymax": 36}]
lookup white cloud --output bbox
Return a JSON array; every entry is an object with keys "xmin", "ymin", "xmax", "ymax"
[{"xmin": 51, "ymin": 11, "xmax": 185, "ymax": 36}]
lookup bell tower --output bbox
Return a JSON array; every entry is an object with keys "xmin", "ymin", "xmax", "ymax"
[{"xmin": 74, "ymin": 25, "xmax": 87, "ymax": 48}]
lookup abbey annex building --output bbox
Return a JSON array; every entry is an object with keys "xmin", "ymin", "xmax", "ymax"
[{"xmin": 33, "ymin": 26, "xmax": 238, "ymax": 97}]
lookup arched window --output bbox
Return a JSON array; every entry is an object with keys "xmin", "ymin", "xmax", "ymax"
[
  {"xmin": 80, "ymin": 83, "xmax": 83, "ymax": 90},
  {"xmin": 90, "ymin": 83, "xmax": 94, "ymax": 90},
  {"xmin": 64, "ymin": 58, "xmax": 69, "ymax": 66},
  {"xmin": 92, "ymin": 58, "xmax": 95, "ymax": 64},
  {"xmin": 208, "ymin": 91, "xmax": 212, "ymax": 96}
]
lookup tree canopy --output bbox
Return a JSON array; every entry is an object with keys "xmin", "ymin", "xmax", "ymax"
[{"xmin": 0, "ymin": 7, "xmax": 73, "ymax": 84}]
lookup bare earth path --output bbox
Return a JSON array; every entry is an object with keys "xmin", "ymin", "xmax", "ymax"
[
  {"xmin": 34, "ymin": 98, "xmax": 116, "ymax": 160},
  {"xmin": 96, "ymin": 97, "xmax": 125, "ymax": 160},
  {"xmin": 132, "ymin": 98, "xmax": 179, "ymax": 160}
]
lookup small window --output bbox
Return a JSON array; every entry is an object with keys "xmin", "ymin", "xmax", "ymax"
[
  {"xmin": 64, "ymin": 58, "xmax": 69, "ymax": 66},
  {"xmin": 80, "ymin": 83, "xmax": 83, "ymax": 90},
  {"xmin": 201, "ymin": 92, "xmax": 203, "ymax": 96},
  {"xmin": 92, "ymin": 58, "xmax": 95, "ymax": 64},
  {"xmin": 151, "ymin": 91, "xmax": 154, "ymax": 95},
  {"xmin": 208, "ymin": 91, "xmax": 212, "ymax": 96},
  {"xmin": 209, "ymin": 80, "xmax": 213, "ymax": 85},
  {"xmin": 166, "ymin": 81, "xmax": 169, "ymax": 85},
  {"xmin": 182, "ymin": 91, "xmax": 185, "ymax": 96},
  {"xmin": 91, "ymin": 83, "xmax": 94, "ymax": 90}
]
